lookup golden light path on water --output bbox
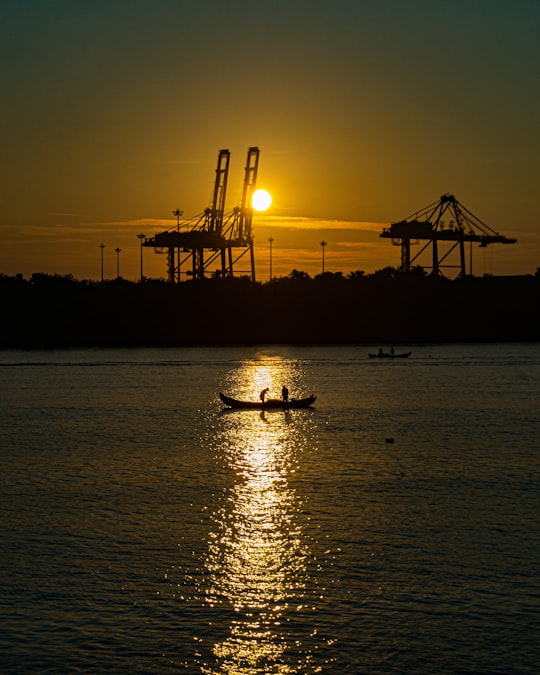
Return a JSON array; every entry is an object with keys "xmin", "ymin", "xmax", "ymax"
[{"xmin": 201, "ymin": 355, "xmax": 325, "ymax": 674}]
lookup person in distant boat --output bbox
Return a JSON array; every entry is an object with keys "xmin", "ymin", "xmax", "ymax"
[
  {"xmin": 260, "ymin": 387, "xmax": 270, "ymax": 403},
  {"xmin": 390, "ymin": 346, "xmax": 395, "ymax": 356},
  {"xmin": 378, "ymin": 347, "xmax": 383, "ymax": 356},
  {"xmin": 281, "ymin": 386, "xmax": 289, "ymax": 403}
]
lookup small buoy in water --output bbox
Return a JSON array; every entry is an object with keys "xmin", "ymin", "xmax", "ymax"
[{"xmin": 385, "ymin": 437, "xmax": 394, "ymax": 444}]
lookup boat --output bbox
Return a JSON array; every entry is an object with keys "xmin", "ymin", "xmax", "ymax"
[
  {"xmin": 219, "ymin": 392, "xmax": 316, "ymax": 409},
  {"xmin": 368, "ymin": 351, "xmax": 411, "ymax": 359}
]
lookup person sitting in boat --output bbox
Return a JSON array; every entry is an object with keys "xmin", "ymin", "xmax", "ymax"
[
  {"xmin": 281, "ymin": 386, "xmax": 289, "ymax": 403},
  {"xmin": 260, "ymin": 387, "xmax": 270, "ymax": 403}
]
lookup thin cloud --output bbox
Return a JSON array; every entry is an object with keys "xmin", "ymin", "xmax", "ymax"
[{"xmin": 255, "ymin": 215, "xmax": 387, "ymax": 232}]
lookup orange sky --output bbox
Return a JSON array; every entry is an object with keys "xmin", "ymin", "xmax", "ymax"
[{"xmin": 1, "ymin": 1, "xmax": 539, "ymax": 280}]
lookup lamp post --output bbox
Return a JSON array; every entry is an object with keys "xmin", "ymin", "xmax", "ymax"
[
  {"xmin": 137, "ymin": 233, "xmax": 146, "ymax": 282},
  {"xmin": 268, "ymin": 237, "xmax": 274, "ymax": 280},
  {"xmin": 115, "ymin": 248, "xmax": 121, "ymax": 279},
  {"xmin": 320, "ymin": 240, "xmax": 327, "ymax": 274},
  {"xmin": 172, "ymin": 210, "xmax": 183, "ymax": 282},
  {"xmin": 99, "ymin": 243, "xmax": 105, "ymax": 282},
  {"xmin": 172, "ymin": 209, "xmax": 183, "ymax": 231}
]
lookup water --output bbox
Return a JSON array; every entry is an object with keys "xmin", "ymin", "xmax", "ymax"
[{"xmin": 1, "ymin": 344, "xmax": 539, "ymax": 673}]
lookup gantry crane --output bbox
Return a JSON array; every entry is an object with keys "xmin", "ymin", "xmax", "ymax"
[
  {"xmin": 143, "ymin": 147, "xmax": 259, "ymax": 282},
  {"xmin": 380, "ymin": 194, "xmax": 517, "ymax": 277}
]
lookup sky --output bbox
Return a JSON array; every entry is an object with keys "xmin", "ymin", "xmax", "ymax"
[{"xmin": 1, "ymin": 0, "xmax": 539, "ymax": 281}]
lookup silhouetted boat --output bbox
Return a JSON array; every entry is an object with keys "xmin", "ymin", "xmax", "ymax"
[
  {"xmin": 219, "ymin": 393, "xmax": 316, "ymax": 409},
  {"xmin": 369, "ymin": 351, "xmax": 411, "ymax": 359}
]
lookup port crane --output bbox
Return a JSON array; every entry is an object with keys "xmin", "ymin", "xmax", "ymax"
[
  {"xmin": 143, "ymin": 147, "xmax": 259, "ymax": 282},
  {"xmin": 380, "ymin": 194, "xmax": 517, "ymax": 277}
]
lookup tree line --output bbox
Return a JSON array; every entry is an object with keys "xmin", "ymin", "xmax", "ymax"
[{"xmin": 1, "ymin": 267, "xmax": 539, "ymax": 347}]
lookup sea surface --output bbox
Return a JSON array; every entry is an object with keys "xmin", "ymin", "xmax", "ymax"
[{"xmin": 1, "ymin": 343, "xmax": 539, "ymax": 674}]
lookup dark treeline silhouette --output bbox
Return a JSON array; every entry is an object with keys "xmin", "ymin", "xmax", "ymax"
[{"xmin": 1, "ymin": 268, "xmax": 539, "ymax": 348}]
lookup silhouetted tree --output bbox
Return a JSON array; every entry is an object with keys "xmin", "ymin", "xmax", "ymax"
[
  {"xmin": 347, "ymin": 270, "xmax": 366, "ymax": 281},
  {"xmin": 0, "ymin": 269, "xmax": 538, "ymax": 347}
]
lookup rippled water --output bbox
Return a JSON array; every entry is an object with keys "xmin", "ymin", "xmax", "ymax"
[{"xmin": 1, "ymin": 344, "xmax": 539, "ymax": 673}]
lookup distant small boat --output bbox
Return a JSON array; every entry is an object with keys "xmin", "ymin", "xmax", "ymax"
[
  {"xmin": 219, "ymin": 392, "xmax": 316, "ymax": 409},
  {"xmin": 369, "ymin": 351, "xmax": 411, "ymax": 359}
]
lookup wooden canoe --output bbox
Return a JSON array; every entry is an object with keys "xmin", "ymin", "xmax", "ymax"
[
  {"xmin": 368, "ymin": 351, "xmax": 411, "ymax": 359},
  {"xmin": 219, "ymin": 393, "xmax": 316, "ymax": 409}
]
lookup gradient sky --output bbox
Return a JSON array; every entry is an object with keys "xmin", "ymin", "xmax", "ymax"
[{"xmin": 1, "ymin": 0, "xmax": 539, "ymax": 281}]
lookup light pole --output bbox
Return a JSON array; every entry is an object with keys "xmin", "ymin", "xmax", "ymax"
[
  {"xmin": 137, "ymin": 234, "xmax": 146, "ymax": 282},
  {"xmin": 172, "ymin": 209, "xmax": 183, "ymax": 231},
  {"xmin": 320, "ymin": 240, "xmax": 327, "ymax": 274},
  {"xmin": 115, "ymin": 248, "xmax": 121, "ymax": 279},
  {"xmin": 99, "ymin": 243, "xmax": 105, "ymax": 282},
  {"xmin": 172, "ymin": 210, "xmax": 183, "ymax": 282},
  {"xmin": 268, "ymin": 237, "xmax": 274, "ymax": 280}
]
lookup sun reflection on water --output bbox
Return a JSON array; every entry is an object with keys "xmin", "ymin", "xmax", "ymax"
[{"xmin": 201, "ymin": 357, "xmax": 321, "ymax": 674}]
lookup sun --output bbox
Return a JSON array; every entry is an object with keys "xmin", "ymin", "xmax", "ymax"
[{"xmin": 252, "ymin": 189, "xmax": 272, "ymax": 211}]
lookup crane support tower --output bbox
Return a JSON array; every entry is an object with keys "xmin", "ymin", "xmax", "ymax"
[
  {"xmin": 380, "ymin": 194, "xmax": 517, "ymax": 277},
  {"xmin": 143, "ymin": 147, "xmax": 260, "ymax": 282}
]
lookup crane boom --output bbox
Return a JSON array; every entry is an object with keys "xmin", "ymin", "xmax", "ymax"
[
  {"xmin": 206, "ymin": 149, "xmax": 230, "ymax": 235},
  {"xmin": 236, "ymin": 147, "xmax": 259, "ymax": 241}
]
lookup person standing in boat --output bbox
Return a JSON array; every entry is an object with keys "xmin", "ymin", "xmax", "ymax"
[
  {"xmin": 260, "ymin": 387, "xmax": 270, "ymax": 403},
  {"xmin": 281, "ymin": 386, "xmax": 289, "ymax": 403}
]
